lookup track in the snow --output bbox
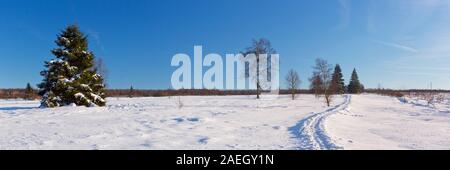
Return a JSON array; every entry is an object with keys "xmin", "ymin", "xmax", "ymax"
[{"xmin": 289, "ymin": 95, "xmax": 351, "ymax": 150}]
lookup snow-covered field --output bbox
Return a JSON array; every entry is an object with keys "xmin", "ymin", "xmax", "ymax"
[
  {"xmin": 0, "ymin": 94, "xmax": 449, "ymax": 150},
  {"xmin": 326, "ymin": 94, "xmax": 450, "ymax": 150}
]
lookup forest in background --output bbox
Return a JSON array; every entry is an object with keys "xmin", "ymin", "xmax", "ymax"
[{"xmin": 0, "ymin": 88, "xmax": 448, "ymax": 99}]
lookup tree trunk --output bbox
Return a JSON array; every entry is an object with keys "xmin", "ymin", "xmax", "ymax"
[
  {"xmin": 256, "ymin": 82, "xmax": 260, "ymax": 99},
  {"xmin": 256, "ymin": 55, "xmax": 260, "ymax": 99},
  {"xmin": 325, "ymin": 96, "xmax": 330, "ymax": 107}
]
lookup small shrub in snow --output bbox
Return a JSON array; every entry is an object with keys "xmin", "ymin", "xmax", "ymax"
[
  {"xmin": 417, "ymin": 92, "xmax": 445, "ymax": 108},
  {"xmin": 176, "ymin": 96, "xmax": 184, "ymax": 109}
]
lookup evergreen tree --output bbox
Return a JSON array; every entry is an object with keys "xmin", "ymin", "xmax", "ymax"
[
  {"xmin": 347, "ymin": 68, "xmax": 361, "ymax": 94},
  {"xmin": 129, "ymin": 86, "xmax": 134, "ymax": 98},
  {"xmin": 331, "ymin": 64, "xmax": 345, "ymax": 94},
  {"xmin": 38, "ymin": 25, "xmax": 106, "ymax": 107},
  {"xmin": 24, "ymin": 83, "xmax": 35, "ymax": 100}
]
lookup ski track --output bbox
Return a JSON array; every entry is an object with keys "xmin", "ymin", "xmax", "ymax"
[{"xmin": 290, "ymin": 95, "xmax": 351, "ymax": 150}]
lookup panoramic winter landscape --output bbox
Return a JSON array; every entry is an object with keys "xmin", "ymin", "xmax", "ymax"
[
  {"xmin": 0, "ymin": 93, "xmax": 449, "ymax": 150},
  {"xmin": 1, "ymin": 0, "xmax": 450, "ymax": 152}
]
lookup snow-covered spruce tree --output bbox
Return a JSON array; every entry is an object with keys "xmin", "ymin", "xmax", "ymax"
[
  {"xmin": 347, "ymin": 68, "xmax": 361, "ymax": 94},
  {"xmin": 38, "ymin": 25, "xmax": 106, "ymax": 107},
  {"xmin": 331, "ymin": 64, "xmax": 345, "ymax": 94}
]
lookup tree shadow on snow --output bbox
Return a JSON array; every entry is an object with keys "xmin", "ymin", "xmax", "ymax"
[{"xmin": 0, "ymin": 106, "xmax": 36, "ymax": 111}]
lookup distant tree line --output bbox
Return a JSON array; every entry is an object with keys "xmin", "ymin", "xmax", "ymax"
[
  {"xmin": 2, "ymin": 86, "xmax": 449, "ymax": 100},
  {"xmin": 365, "ymin": 88, "xmax": 405, "ymax": 97},
  {"xmin": 0, "ymin": 83, "xmax": 38, "ymax": 100},
  {"xmin": 108, "ymin": 89, "xmax": 273, "ymax": 98},
  {"xmin": 0, "ymin": 87, "xmax": 327, "ymax": 99},
  {"xmin": 365, "ymin": 88, "xmax": 450, "ymax": 98}
]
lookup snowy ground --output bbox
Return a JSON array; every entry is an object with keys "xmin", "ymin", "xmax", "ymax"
[
  {"xmin": 0, "ymin": 94, "xmax": 449, "ymax": 150},
  {"xmin": 0, "ymin": 95, "xmax": 343, "ymax": 150},
  {"xmin": 326, "ymin": 94, "xmax": 450, "ymax": 149}
]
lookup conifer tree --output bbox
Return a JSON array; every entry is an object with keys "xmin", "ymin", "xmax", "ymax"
[
  {"xmin": 129, "ymin": 86, "xmax": 134, "ymax": 98},
  {"xmin": 24, "ymin": 83, "xmax": 35, "ymax": 100},
  {"xmin": 38, "ymin": 25, "xmax": 106, "ymax": 107},
  {"xmin": 331, "ymin": 64, "xmax": 345, "ymax": 94},
  {"xmin": 347, "ymin": 68, "xmax": 361, "ymax": 94}
]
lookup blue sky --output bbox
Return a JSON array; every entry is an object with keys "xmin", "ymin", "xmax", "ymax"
[{"xmin": 0, "ymin": 0, "xmax": 450, "ymax": 89}]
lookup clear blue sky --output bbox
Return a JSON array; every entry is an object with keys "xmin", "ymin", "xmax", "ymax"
[{"xmin": 1, "ymin": 0, "xmax": 450, "ymax": 89}]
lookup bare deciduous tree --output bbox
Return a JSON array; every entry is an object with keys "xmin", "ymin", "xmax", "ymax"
[
  {"xmin": 285, "ymin": 69, "xmax": 301, "ymax": 100},
  {"xmin": 309, "ymin": 58, "xmax": 333, "ymax": 106},
  {"xmin": 243, "ymin": 38, "xmax": 276, "ymax": 99}
]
